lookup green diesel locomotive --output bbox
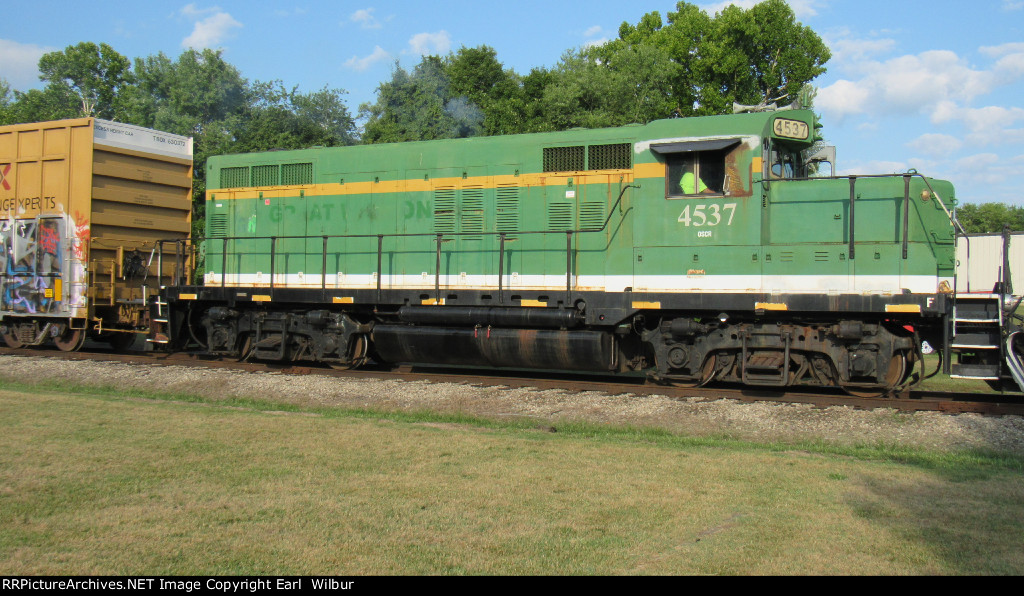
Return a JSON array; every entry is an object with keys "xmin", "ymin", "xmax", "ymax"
[{"xmin": 154, "ymin": 108, "xmax": 971, "ymax": 394}]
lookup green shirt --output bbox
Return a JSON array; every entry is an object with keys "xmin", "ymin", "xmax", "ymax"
[{"xmin": 681, "ymin": 171, "xmax": 708, "ymax": 194}]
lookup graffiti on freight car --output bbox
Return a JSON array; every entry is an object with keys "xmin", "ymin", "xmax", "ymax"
[
  {"xmin": 72, "ymin": 211, "xmax": 90, "ymax": 262},
  {"xmin": 0, "ymin": 218, "xmax": 64, "ymax": 314}
]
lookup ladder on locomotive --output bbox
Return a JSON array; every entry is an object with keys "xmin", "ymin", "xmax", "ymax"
[
  {"xmin": 948, "ymin": 223, "xmax": 1024, "ymax": 390},
  {"xmin": 949, "ymin": 294, "xmax": 1004, "ymax": 382}
]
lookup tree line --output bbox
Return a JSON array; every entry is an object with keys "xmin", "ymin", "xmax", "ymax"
[
  {"xmin": 0, "ymin": 0, "xmax": 1016, "ymax": 233},
  {"xmin": 0, "ymin": 43, "xmax": 356, "ymax": 238},
  {"xmin": 956, "ymin": 203, "xmax": 1024, "ymax": 235},
  {"xmin": 359, "ymin": 0, "xmax": 829, "ymax": 141}
]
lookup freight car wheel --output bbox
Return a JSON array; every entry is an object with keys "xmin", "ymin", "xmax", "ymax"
[
  {"xmin": 842, "ymin": 353, "xmax": 907, "ymax": 398},
  {"xmin": 53, "ymin": 328, "xmax": 86, "ymax": 352},
  {"xmin": 104, "ymin": 332, "xmax": 137, "ymax": 351},
  {"xmin": 2, "ymin": 332, "xmax": 24, "ymax": 349}
]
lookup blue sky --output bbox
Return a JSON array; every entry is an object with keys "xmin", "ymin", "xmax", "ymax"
[{"xmin": 2, "ymin": 0, "xmax": 1023, "ymax": 206}]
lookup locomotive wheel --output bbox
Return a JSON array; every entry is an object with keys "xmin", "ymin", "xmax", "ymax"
[
  {"xmin": 843, "ymin": 353, "xmax": 907, "ymax": 398},
  {"xmin": 2, "ymin": 331, "xmax": 24, "ymax": 349},
  {"xmin": 53, "ymin": 328, "xmax": 86, "ymax": 352},
  {"xmin": 328, "ymin": 335, "xmax": 369, "ymax": 370},
  {"xmin": 667, "ymin": 354, "xmax": 718, "ymax": 388},
  {"xmin": 696, "ymin": 353, "xmax": 718, "ymax": 387},
  {"xmin": 236, "ymin": 334, "xmax": 253, "ymax": 361}
]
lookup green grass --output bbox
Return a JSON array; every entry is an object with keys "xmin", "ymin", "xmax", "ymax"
[
  {"xmin": 916, "ymin": 352, "xmax": 1020, "ymax": 394},
  {"xmin": 1, "ymin": 377, "xmax": 1023, "ymax": 575}
]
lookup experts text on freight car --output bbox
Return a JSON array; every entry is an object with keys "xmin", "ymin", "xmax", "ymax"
[{"xmin": 1, "ymin": 195, "xmax": 58, "ymax": 213}]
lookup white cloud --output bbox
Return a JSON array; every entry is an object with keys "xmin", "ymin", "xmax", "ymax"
[
  {"xmin": 995, "ymin": 52, "xmax": 1024, "ymax": 80},
  {"xmin": 584, "ymin": 25, "xmax": 603, "ymax": 37},
  {"xmin": 181, "ymin": 3, "xmax": 213, "ymax": 19},
  {"xmin": 838, "ymin": 159, "xmax": 908, "ymax": 176},
  {"xmin": 979, "ymin": 42, "xmax": 1024, "ymax": 57},
  {"xmin": 408, "ymin": 31, "xmax": 451, "ymax": 56},
  {"xmin": 350, "ymin": 8, "xmax": 381, "ymax": 29},
  {"xmin": 0, "ymin": 39, "xmax": 55, "ymax": 90},
  {"xmin": 927, "ymin": 103, "xmax": 1024, "ymax": 145},
  {"xmin": 818, "ymin": 33, "xmax": 1024, "ymax": 149},
  {"xmin": 700, "ymin": 0, "xmax": 821, "ymax": 18},
  {"xmin": 181, "ymin": 6, "xmax": 242, "ymax": 49},
  {"xmin": 701, "ymin": 0, "xmax": 758, "ymax": 15},
  {"xmin": 930, "ymin": 100, "xmax": 960, "ymax": 125},
  {"xmin": 584, "ymin": 38, "xmax": 610, "ymax": 49},
  {"xmin": 344, "ymin": 46, "xmax": 391, "ymax": 72},
  {"xmin": 783, "ymin": 0, "xmax": 822, "ymax": 17},
  {"xmin": 979, "ymin": 42, "xmax": 1024, "ymax": 81},
  {"xmin": 817, "ymin": 50, "xmax": 1003, "ymax": 122},
  {"xmin": 815, "ymin": 79, "xmax": 871, "ymax": 119},
  {"xmin": 907, "ymin": 133, "xmax": 962, "ymax": 158},
  {"xmin": 1003, "ymin": 0, "xmax": 1024, "ymax": 10},
  {"xmin": 826, "ymin": 35, "xmax": 896, "ymax": 65},
  {"xmin": 952, "ymin": 153, "xmax": 1010, "ymax": 186},
  {"xmin": 960, "ymin": 106, "xmax": 1024, "ymax": 132}
]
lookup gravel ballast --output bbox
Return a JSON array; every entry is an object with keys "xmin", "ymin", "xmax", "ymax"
[{"xmin": 3, "ymin": 354, "xmax": 1023, "ymax": 455}]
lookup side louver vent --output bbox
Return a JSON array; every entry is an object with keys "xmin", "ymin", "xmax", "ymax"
[
  {"xmin": 434, "ymin": 186, "xmax": 457, "ymax": 234},
  {"xmin": 496, "ymin": 185, "xmax": 520, "ymax": 234},
  {"xmin": 208, "ymin": 214, "xmax": 228, "ymax": 237},
  {"xmin": 548, "ymin": 202, "xmax": 574, "ymax": 231}
]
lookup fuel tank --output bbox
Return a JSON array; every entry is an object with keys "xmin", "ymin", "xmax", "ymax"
[{"xmin": 371, "ymin": 325, "xmax": 615, "ymax": 372}]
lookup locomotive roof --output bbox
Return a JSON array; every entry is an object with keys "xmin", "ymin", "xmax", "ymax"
[{"xmin": 207, "ymin": 108, "xmax": 817, "ymax": 178}]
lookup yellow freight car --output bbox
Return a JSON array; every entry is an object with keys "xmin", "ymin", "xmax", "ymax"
[{"xmin": 0, "ymin": 118, "xmax": 193, "ymax": 350}]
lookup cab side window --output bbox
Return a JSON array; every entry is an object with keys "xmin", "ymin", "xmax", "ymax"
[
  {"xmin": 769, "ymin": 146, "xmax": 804, "ymax": 179},
  {"xmin": 666, "ymin": 151, "xmax": 726, "ymax": 198}
]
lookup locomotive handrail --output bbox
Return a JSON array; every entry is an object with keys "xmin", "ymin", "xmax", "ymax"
[
  {"xmin": 194, "ymin": 226, "xmax": 602, "ymax": 302},
  {"xmin": 776, "ymin": 171, "xmax": 966, "ymax": 236},
  {"xmin": 848, "ymin": 176, "xmax": 856, "ymax": 259},
  {"xmin": 772, "ymin": 171, "xmax": 967, "ymax": 274},
  {"xmin": 164, "ymin": 183, "xmax": 640, "ymax": 304}
]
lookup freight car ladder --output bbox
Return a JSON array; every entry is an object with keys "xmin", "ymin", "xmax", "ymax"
[{"xmin": 949, "ymin": 294, "xmax": 1024, "ymax": 390}]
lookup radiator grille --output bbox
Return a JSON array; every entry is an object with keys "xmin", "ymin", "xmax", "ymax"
[
  {"xmin": 252, "ymin": 165, "xmax": 279, "ymax": 187},
  {"xmin": 220, "ymin": 167, "xmax": 249, "ymax": 188},
  {"xmin": 543, "ymin": 146, "xmax": 584, "ymax": 172},
  {"xmin": 588, "ymin": 143, "xmax": 632, "ymax": 170},
  {"xmin": 281, "ymin": 162, "xmax": 313, "ymax": 185}
]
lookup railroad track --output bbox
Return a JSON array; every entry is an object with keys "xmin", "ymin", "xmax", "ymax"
[{"xmin": 2, "ymin": 346, "xmax": 1023, "ymax": 417}]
